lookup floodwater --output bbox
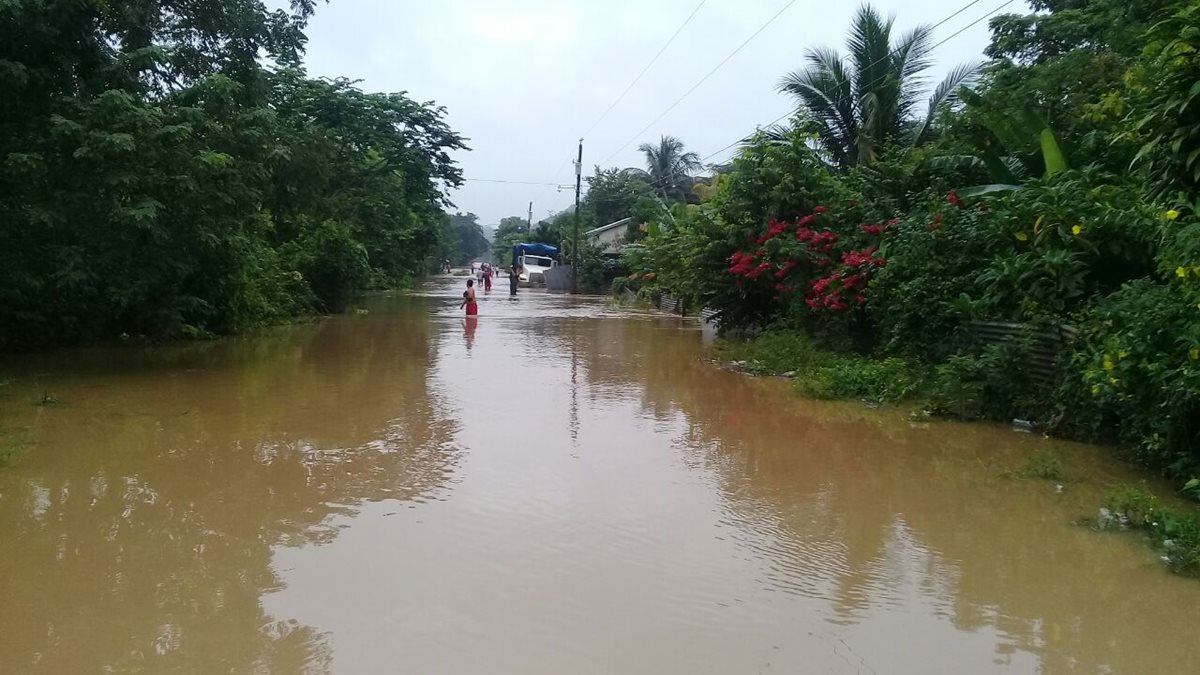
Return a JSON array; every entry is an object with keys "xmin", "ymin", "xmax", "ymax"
[{"xmin": 1, "ymin": 277, "xmax": 1198, "ymax": 675}]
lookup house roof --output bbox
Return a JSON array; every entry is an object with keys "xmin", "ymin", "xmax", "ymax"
[{"xmin": 584, "ymin": 217, "xmax": 632, "ymax": 237}]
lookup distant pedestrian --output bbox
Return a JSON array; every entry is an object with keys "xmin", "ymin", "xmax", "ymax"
[
  {"xmin": 460, "ymin": 279, "xmax": 478, "ymax": 316},
  {"xmin": 483, "ymin": 263, "xmax": 493, "ymax": 292},
  {"xmin": 509, "ymin": 264, "xmax": 521, "ymax": 295}
]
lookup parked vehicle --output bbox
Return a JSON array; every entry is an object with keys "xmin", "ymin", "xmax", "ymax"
[
  {"xmin": 512, "ymin": 243, "xmax": 560, "ymax": 286},
  {"xmin": 518, "ymin": 255, "xmax": 557, "ymax": 284}
]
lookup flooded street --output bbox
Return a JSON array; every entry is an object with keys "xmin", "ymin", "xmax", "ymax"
[{"xmin": 2, "ymin": 276, "xmax": 1199, "ymax": 674}]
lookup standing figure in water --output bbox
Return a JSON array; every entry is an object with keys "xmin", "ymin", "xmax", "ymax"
[
  {"xmin": 460, "ymin": 278, "xmax": 478, "ymax": 316},
  {"xmin": 509, "ymin": 264, "xmax": 521, "ymax": 296},
  {"xmin": 483, "ymin": 263, "xmax": 493, "ymax": 292}
]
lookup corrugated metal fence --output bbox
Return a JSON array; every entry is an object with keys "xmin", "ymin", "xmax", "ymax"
[
  {"xmin": 656, "ymin": 294, "xmax": 686, "ymax": 315},
  {"xmin": 967, "ymin": 321, "xmax": 1077, "ymax": 384}
]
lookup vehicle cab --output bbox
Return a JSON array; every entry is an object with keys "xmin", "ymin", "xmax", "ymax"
[{"xmin": 518, "ymin": 254, "xmax": 557, "ymax": 284}]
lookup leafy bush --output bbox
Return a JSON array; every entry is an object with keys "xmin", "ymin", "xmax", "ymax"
[
  {"xmin": 1061, "ymin": 280, "xmax": 1200, "ymax": 478},
  {"xmin": 970, "ymin": 172, "xmax": 1159, "ymax": 322},
  {"xmin": 928, "ymin": 338, "xmax": 1050, "ymax": 422},
  {"xmin": 282, "ymin": 219, "xmax": 370, "ymax": 313},
  {"xmin": 1125, "ymin": 2, "xmax": 1200, "ymax": 197},
  {"xmin": 1103, "ymin": 486, "xmax": 1200, "ymax": 576},
  {"xmin": 869, "ymin": 192, "xmax": 1003, "ymax": 355}
]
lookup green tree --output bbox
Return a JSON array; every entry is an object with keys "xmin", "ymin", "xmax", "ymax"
[
  {"xmin": 0, "ymin": 0, "xmax": 467, "ymax": 350},
  {"xmin": 777, "ymin": 4, "xmax": 978, "ymax": 168},
  {"xmin": 1124, "ymin": 2, "xmax": 1200, "ymax": 198},
  {"xmin": 584, "ymin": 166, "xmax": 656, "ymax": 226},
  {"xmin": 490, "ymin": 216, "xmax": 530, "ymax": 264},
  {"xmin": 446, "ymin": 213, "xmax": 489, "ymax": 264},
  {"xmin": 628, "ymin": 135, "xmax": 702, "ymax": 201}
]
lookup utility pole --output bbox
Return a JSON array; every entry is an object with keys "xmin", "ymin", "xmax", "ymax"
[
  {"xmin": 527, "ymin": 201, "xmax": 533, "ymax": 231},
  {"xmin": 572, "ymin": 138, "xmax": 583, "ymax": 294}
]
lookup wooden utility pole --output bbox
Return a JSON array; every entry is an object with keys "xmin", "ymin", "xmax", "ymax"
[
  {"xmin": 572, "ymin": 138, "xmax": 583, "ymax": 294},
  {"xmin": 527, "ymin": 201, "xmax": 533, "ymax": 231}
]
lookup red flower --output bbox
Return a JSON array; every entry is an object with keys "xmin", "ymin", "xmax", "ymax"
[
  {"xmin": 795, "ymin": 226, "xmax": 814, "ymax": 242},
  {"xmin": 855, "ymin": 293, "xmax": 867, "ymax": 305},
  {"xmin": 774, "ymin": 260, "xmax": 799, "ymax": 278},
  {"xmin": 764, "ymin": 219, "xmax": 789, "ymax": 240},
  {"xmin": 813, "ymin": 205, "xmax": 828, "ymax": 214},
  {"xmin": 859, "ymin": 224, "xmax": 883, "ymax": 236},
  {"xmin": 746, "ymin": 262, "xmax": 773, "ymax": 280},
  {"xmin": 929, "ymin": 212, "xmax": 943, "ymax": 231},
  {"xmin": 841, "ymin": 246, "xmax": 878, "ymax": 268},
  {"xmin": 947, "ymin": 191, "xmax": 962, "ymax": 208}
]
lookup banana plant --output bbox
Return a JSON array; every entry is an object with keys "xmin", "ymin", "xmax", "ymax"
[{"xmin": 927, "ymin": 88, "xmax": 1070, "ymax": 197}]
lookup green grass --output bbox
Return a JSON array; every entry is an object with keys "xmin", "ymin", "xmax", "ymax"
[
  {"xmin": 715, "ymin": 332, "xmax": 925, "ymax": 404},
  {"xmin": 1003, "ymin": 449, "xmax": 1065, "ymax": 481},
  {"xmin": 796, "ymin": 356, "xmax": 924, "ymax": 404},
  {"xmin": 715, "ymin": 331, "xmax": 821, "ymax": 375}
]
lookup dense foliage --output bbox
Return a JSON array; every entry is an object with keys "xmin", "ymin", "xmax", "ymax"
[
  {"xmin": 620, "ymin": 1, "xmax": 1200, "ymax": 489},
  {"xmin": 0, "ymin": 0, "xmax": 466, "ymax": 349}
]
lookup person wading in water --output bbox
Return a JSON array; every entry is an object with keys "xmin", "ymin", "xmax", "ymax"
[
  {"xmin": 508, "ymin": 264, "xmax": 521, "ymax": 296},
  {"xmin": 460, "ymin": 278, "xmax": 478, "ymax": 316}
]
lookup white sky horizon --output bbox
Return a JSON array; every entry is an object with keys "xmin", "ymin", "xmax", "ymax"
[{"xmin": 293, "ymin": 0, "xmax": 1016, "ymax": 225}]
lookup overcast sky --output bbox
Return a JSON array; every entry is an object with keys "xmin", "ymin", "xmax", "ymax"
[{"xmin": 296, "ymin": 0, "xmax": 1015, "ymax": 225}]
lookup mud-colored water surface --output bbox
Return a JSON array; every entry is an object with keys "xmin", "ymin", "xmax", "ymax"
[{"xmin": 2, "ymin": 277, "xmax": 1198, "ymax": 674}]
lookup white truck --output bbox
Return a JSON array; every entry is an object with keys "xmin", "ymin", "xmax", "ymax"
[{"xmin": 518, "ymin": 254, "xmax": 557, "ymax": 285}]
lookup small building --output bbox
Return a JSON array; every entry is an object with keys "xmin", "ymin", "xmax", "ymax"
[{"xmin": 584, "ymin": 218, "xmax": 632, "ymax": 256}]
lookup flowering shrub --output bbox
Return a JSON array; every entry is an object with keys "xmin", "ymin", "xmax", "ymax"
[{"xmin": 725, "ymin": 206, "xmax": 891, "ymax": 321}]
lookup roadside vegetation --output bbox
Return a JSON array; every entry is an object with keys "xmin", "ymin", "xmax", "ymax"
[
  {"xmin": 598, "ymin": 2, "xmax": 1200, "ymax": 571},
  {"xmin": 0, "ymin": 0, "xmax": 467, "ymax": 351}
]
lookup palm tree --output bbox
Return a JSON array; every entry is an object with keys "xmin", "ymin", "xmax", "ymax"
[
  {"xmin": 777, "ymin": 4, "xmax": 979, "ymax": 168},
  {"xmin": 628, "ymin": 135, "xmax": 703, "ymax": 200}
]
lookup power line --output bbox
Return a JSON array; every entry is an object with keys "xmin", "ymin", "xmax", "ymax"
[
  {"xmin": 546, "ymin": 1, "xmax": 709, "ymax": 187},
  {"xmin": 496, "ymin": 0, "xmax": 1012, "ymax": 199},
  {"xmin": 643, "ymin": 0, "xmax": 1014, "ymax": 187},
  {"xmin": 463, "ymin": 178, "xmax": 573, "ymax": 187},
  {"xmin": 581, "ymin": 0, "xmax": 708, "ymax": 140},
  {"xmin": 597, "ymin": 0, "xmax": 800, "ymax": 167}
]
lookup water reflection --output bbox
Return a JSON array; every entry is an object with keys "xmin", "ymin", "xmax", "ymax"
[
  {"xmin": 463, "ymin": 316, "xmax": 478, "ymax": 354},
  {"xmin": 0, "ymin": 299, "xmax": 457, "ymax": 674},
  {"xmin": 573, "ymin": 315, "xmax": 1200, "ymax": 674}
]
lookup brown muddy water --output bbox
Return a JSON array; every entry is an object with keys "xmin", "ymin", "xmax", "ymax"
[{"xmin": 1, "ymin": 276, "xmax": 1198, "ymax": 674}]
